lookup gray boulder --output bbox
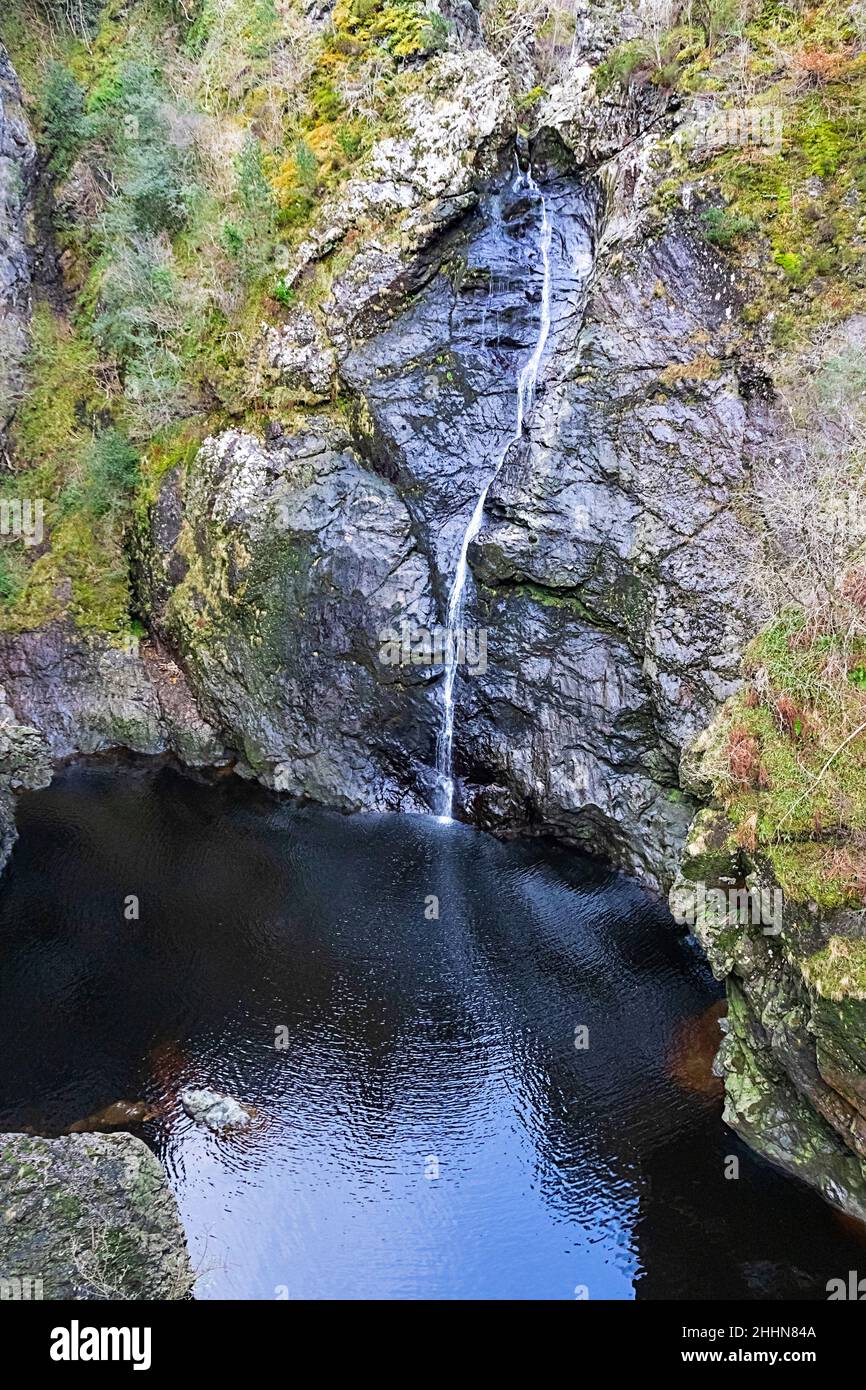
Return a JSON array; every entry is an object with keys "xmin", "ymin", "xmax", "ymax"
[{"xmin": 180, "ymin": 1089, "xmax": 253, "ymax": 1133}]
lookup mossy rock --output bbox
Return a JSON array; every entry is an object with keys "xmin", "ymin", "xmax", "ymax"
[
  {"xmin": 678, "ymin": 806, "xmax": 742, "ymax": 884},
  {"xmin": 0, "ymin": 1132, "xmax": 193, "ymax": 1300}
]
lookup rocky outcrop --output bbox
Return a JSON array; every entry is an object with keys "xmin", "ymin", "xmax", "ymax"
[
  {"xmin": 456, "ymin": 175, "xmax": 760, "ymax": 884},
  {"xmin": 671, "ymin": 806, "xmax": 866, "ymax": 1220},
  {"xmin": 140, "ymin": 423, "xmax": 438, "ymax": 810},
  {"xmin": 284, "ymin": 46, "xmax": 517, "ymax": 351},
  {"xmin": 0, "ymin": 42, "xmax": 34, "ymax": 453},
  {"xmin": 0, "ymin": 1131, "xmax": 193, "ymax": 1299}
]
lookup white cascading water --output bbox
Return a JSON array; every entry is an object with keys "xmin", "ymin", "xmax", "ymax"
[{"xmin": 435, "ymin": 169, "xmax": 553, "ymax": 820}]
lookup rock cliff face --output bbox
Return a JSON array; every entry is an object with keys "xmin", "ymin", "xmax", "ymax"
[
  {"xmin": 0, "ymin": 624, "xmax": 225, "ymax": 767},
  {"xmin": 0, "ymin": 43, "xmax": 34, "ymax": 453},
  {"xmin": 0, "ymin": 683, "xmax": 51, "ymax": 868},
  {"xmin": 671, "ymin": 807, "xmax": 866, "ymax": 1220},
  {"xmin": 2, "ymin": 26, "xmax": 759, "ymax": 890}
]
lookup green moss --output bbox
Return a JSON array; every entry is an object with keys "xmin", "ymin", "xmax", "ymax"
[
  {"xmin": 493, "ymin": 579, "xmax": 625, "ymax": 637},
  {"xmin": 54, "ymin": 1192, "xmax": 83, "ymax": 1222},
  {"xmin": 137, "ymin": 420, "xmax": 206, "ymax": 513},
  {"xmin": 13, "ymin": 306, "xmax": 100, "ymax": 472},
  {"xmin": 679, "ymin": 807, "xmax": 742, "ymax": 883}
]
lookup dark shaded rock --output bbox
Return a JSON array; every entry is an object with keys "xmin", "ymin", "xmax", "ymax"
[
  {"xmin": 0, "ymin": 684, "xmax": 51, "ymax": 872},
  {"xmin": 140, "ymin": 422, "xmax": 441, "ymax": 811}
]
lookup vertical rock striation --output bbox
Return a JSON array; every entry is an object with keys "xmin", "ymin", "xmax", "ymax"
[{"xmin": 0, "ymin": 42, "xmax": 34, "ymax": 454}]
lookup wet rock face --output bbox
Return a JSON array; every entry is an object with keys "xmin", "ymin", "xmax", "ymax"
[
  {"xmin": 454, "ymin": 220, "xmax": 761, "ymax": 885},
  {"xmin": 342, "ymin": 176, "xmax": 599, "ymax": 591},
  {"xmin": 0, "ymin": 43, "xmax": 35, "ymax": 451},
  {"xmin": 339, "ymin": 171, "xmax": 761, "ymax": 886},
  {"xmin": 0, "ymin": 1131, "xmax": 193, "ymax": 1299}
]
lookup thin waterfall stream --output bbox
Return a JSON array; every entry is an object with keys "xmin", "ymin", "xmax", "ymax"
[{"xmin": 435, "ymin": 168, "xmax": 553, "ymax": 819}]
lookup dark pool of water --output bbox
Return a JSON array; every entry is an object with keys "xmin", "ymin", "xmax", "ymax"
[{"xmin": 0, "ymin": 761, "xmax": 863, "ymax": 1300}]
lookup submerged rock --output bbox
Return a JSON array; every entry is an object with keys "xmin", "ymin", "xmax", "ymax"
[
  {"xmin": 66, "ymin": 1100, "xmax": 158, "ymax": 1134},
  {"xmin": 180, "ymin": 1088, "xmax": 254, "ymax": 1133},
  {"xmin": 0, "ymin": 1132, "xmax": 193, "ymax": 1299}
]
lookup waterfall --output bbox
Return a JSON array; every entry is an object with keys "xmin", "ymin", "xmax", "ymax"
[{"xmin": 434, "ymin": 169, "xmax": 553, "ymax": 820}]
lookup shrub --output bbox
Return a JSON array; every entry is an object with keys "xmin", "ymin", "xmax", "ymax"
[
  {"xmin": 700, "ymin": 206, "xmax": 756, "ymax": 245},
  {"xmin": 85, "ymin": 429, "xmax": 140, "ymax": 515},
  {"xmin": 691, "ymin": 0, "xmax": 744, "ymax": 50},
  {"xmin": 334, "ymin": 0, "xmax": 449, "ymax": 60},
  {"xmin": 228, "ymin": 138, "xmax": 279, "ymax": 280},
  {"xmin": 792, "ymin": 45, "xmax": 852, "ymax": 87},
  {"xmin": 727, "ymin": 726, "xmax": 762, "ymax": 785},
  {"xmin": 41, "ymin": 64, "xmax": 87, "ymax": 176},
  {"xmin": 91, "ymin": 233, "xmax": 178, "ymax": 362},
  {"xmin": 272, "ymin": 280, "xmax": 296, "ymax": 308},
  {"xmin": 97, "ymin": 62, "xmax": 198, "ymax": 237},
  {"xmin": 594, "ymin": 40, "xmax": 653, "ymax": 93},
  {"xmin": 62, "ymin": 429, "xmax": 140, "ymax": 519},
  {"xmin": 774, "ymin": 694, "xmax": 805, "ymax": 738},
  {"xmin": 749, "ymin": 339, "xmax": 866, "ymax": 668},
  {"xmin": 235, "ymin": 136, "xmax": 272, "ymax": 214}
]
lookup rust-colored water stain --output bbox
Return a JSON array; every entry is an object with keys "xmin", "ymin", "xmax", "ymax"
[
  {"xmin": 668, "ymin": 998, "xmax": 727, "ymax": 1099},
  {"xmin": 833, "ymin": 1206, "xmax": 866, "ymax": 1245}
]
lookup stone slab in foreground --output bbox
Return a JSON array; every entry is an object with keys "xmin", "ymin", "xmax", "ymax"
[{"xmin": 0, "ymin": 1132, "xmax": 193, "ymax": 1300}]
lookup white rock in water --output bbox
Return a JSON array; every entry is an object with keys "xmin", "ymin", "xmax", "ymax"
[{"xmin": 180, "ymin": 1088, "xmax": 253, "ymax": 1132}]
